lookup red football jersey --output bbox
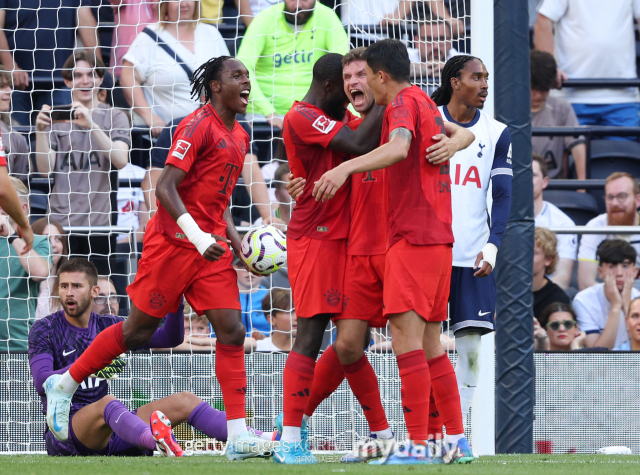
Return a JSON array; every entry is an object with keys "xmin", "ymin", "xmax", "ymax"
[
  {"xmin": 154, "ymin": 104, "xmax": 249, "ymax": 248},
  {"xmin": 0, "ymin": 136, "xmax": 6, "ymax": 166},
  {"xmin": 346, "ymin": 118, "xmax": 388, "ymax": 256},
  {"xmin": 382, "ymin": 85, "xmax": 453, "ymax": 247},
  {"xmin": 284, "ymin": 101, "xmax": 352, "ymax": 241}
]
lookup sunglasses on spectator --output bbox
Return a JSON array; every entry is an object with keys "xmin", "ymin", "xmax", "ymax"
[
  {"xmin": 94, "ymin": 295, "xmax": 121, "ymax": 305},
  {"xmin": 545, "ymin": 320, "xmax": 576, "ymax": 331}
]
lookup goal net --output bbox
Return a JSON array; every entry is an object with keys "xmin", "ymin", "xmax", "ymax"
[{"xmin": 0, "ymin": 0, "xmax": 489, "ymax": 455}]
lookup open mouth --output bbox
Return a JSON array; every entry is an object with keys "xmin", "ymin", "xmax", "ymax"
[
  {"xmin": 350, "ymin": 89, "xmax": 365, "ymax": 107},
  {"xmin": 240, "ymin": 89, "xmax": 250, "ymax": 105},
  {"xmin": 66, "ymin": 300, "xmax": 77, "ymax": 311}
]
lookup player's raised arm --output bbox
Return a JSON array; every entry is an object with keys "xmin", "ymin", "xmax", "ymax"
[
  {"xmin": 156, "ymin": 164, "xmax": 230, "ymax": 262},
  {"xmin": 327, "ymin": 104, "xmax": 385, "ymax": 156}
]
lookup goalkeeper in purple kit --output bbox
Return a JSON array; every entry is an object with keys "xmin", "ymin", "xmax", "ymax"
[{"xmin": 29, "ymin": 258, "xmax": 273, "ymax": 457}]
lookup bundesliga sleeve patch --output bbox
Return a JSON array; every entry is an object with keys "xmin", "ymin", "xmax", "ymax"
[
  {"xmin": 171, "ymin": 139, "xmax": 192, "ymax": 160},
  {"xmin": 312, "ymin": 116, "xmax": 336, "ymax": 134}
]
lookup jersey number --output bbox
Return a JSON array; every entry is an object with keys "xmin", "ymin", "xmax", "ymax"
[
  {"xmin": 362, "ymin": 171, "xmax": 376, "ymax": 183},
  {"xmin": 218, "ymin": 163, "xmax": 240, "ymax": 195}
]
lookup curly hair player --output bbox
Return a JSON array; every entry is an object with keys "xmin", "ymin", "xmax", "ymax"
[
  {"xmin": 42, "ymin": 56, "xmax": 271, "ymax": 460},
  {"xmin": 29, "ymin": 259, "xmax": 276, "ymax": 457},
  {"xmin": 313, "ymin": 39, "xmax": 474, "ymax": 465}
]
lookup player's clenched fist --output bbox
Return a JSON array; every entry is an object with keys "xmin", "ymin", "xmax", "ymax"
[{"xmin": 312, "ymin": 167, "xmax": 349, "ymax": 202}]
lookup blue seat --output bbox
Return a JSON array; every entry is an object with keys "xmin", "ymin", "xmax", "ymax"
[{"xmin": 543, "ymin": 190, "xmax": 600, "ymax": 226}]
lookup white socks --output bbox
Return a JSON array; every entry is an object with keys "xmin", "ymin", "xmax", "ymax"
[
  {"xmin": 446, "ymin": 433, "xmax": 464, "ymax": 444},
  {"xmin": 454, "ymin": 332, "xmax": 482, "ymax": 424},
  {"xmin": 302, "ymin": 414, "xmax": 310, "ymax": 425},
  {"xmin": 58, "ymin": 371, "xmax": 80, "ymax": 395},
  {"xmin": 227, "ymin": 418, "xmax": 246, "ymax": 439},
  {"xmin": 282, "ymin": 426, "xmax": 301, "ymax": 442},
  {"xmin": 372, "ymin": 428, "xmax": 394, "ymax": 440}
]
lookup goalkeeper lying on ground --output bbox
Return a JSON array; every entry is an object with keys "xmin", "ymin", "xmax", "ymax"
[{"xmin": 29, "ymin": 258, "xmax": 274, "ymax": 457}]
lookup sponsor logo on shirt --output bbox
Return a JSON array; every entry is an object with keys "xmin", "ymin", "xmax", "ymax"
[
  {"xmin": 312, "ymin": 116, "xmax": 336, "ymax": 134},
  {"xmin": 274, "ymin": 50, "xmax": 313, "ymax": 68},
  {"xmin": 172, "ymin": 140, "xmax": 192, "ymax": 160}
]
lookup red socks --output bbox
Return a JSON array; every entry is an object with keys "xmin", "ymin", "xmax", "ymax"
[
  {"xmin": 69, "ymin": 321, "xmax": 128, "ymax": 383},
  {"xmin": 304, "ymin": 345, "xmax": 344, "ymax": 418},
  {"xmin": 343, "ymin": 354, "xmax": 389, "ymax": 432},
  {"xmin": 428, "ymin": 353, "xmax": 464, "ymax": 435},
  {"xmin": 215, "ymin": 343, "xmax": 247, "ymax": 420},
  {"xmin": 283, "ymin": 351, "xmax": 316, "ymax": 427},
  {"xmin": 427, "ymin": 388, "xmax": 443, "ymax": 440},
  {"xmin": 396, "ymin": 350, "xmax": 431, "ymax": 440}
]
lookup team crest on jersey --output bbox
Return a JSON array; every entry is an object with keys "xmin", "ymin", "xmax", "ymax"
[
  {"xmin": 172, "ymin": 140, "xmax": 192, "ymax": 160},
  {"xmin": 324, "ymin": 288, "xmax": 342, "ymax": 306},
  {"xmin": 312, "ymin": 116, "xmax": 336, "ymax": 134},
  {"xmin": 149, "ymin": 292, "xmax": 167, "ymax": 309},
  {"xmin": 392, "ymin": 108, "xmax": 408, "ymax": 119},
  {"xmin": 477, "ymin": 142, "xmax": 486, "ymax": 158}
]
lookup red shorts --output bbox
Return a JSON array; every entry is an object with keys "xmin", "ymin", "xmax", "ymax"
[
  {"xmin": 383, "ymin": 239, "xmax": 452, "ymax": 322},
  {"xmin": 127, "ymin": 225, "xmax": 240, "ymax": 318},
  {"xmin": 288, "ymin": 236, "xmax": 347, "ymax": 318},
  {"xmin": 337, "ymin": 254, "xmax": 387, "ymax": 328}
]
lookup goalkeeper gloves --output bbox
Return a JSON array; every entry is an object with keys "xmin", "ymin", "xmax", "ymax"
[{"xmin": 90, "ymin": 354, "xmax": 127, "ymax": 379}]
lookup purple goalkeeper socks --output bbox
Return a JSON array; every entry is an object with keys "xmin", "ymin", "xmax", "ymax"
[
  {"xmin": 187, "ymin": 401, "xmax": 228, "ymax": 441},
  {"xmin": 103, "ymin": 400, "xmax": 156, "ymax": 450}
]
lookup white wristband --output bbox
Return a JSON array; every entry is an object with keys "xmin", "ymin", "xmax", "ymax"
[
  {"xmin": 177, "ymin": 213, "xmax": 216, "ymax": 256},
  {"xmin": 481, "ymin": 243, "xmax": 498, "ymax": 270}
]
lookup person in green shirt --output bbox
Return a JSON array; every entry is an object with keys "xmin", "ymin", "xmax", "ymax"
[
  {"xmin": 236, "ymin": 0, "xmax": 349, "ymax": 130},
  {"xmin": 0, "ymin": 177, "xmax": 51, "ymax": 351}
]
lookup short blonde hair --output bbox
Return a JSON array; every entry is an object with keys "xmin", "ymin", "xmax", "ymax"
[
  {"xmin": 158, "ymin": 0, "xmax": 199, "ymax": 30},
  {"xmin": 535, "ymin": 227, "xmax": 558, "ymax": 275},
  {"xmin": 9, "ymin": 176, "xmax": 28, "ymax": 207}
]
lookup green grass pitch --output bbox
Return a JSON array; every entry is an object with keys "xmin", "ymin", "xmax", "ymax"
[{"xmin": 1, "ymin": 455, "xmax": 639, "ymax": 475}]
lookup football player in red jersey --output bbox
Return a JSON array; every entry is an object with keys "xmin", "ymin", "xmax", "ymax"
[
  {"xmin": 42, "ymin": 56, "xmax": 271, "ymax": 460},
  {"xmin": 313, "ymin": 40, "xmax": 475, "ymax": 465},
  {"xmin": 273, "ymin": 52, "xmax": 389, "ymax": 465}
]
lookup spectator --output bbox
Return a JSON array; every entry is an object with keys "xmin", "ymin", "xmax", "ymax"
[
  {"xmin": 533, "ymin": 227, "xmax": 571, "ymax": 320},
  {"xmin": 34, "ymin": 51, "xmax": 130, "ymax": 276},
  {"xmin": 409, "ymin": 21, "xmax": 459, "ymax": 85},
  {"xmin": 534, "ymin": 0, "xmax": 640, "ymax": 129},
  {"xmin": 92, "ymin": 276, "xmax": 120, "ymax": 316},
  {"xmin": 201, "ymin": 0, "xmax": 223, "ymax": 24},
  {"xmin": 235, "ymin": 0, "xmax": 280, "ymax": 26},
  {"xmin": 577, "ymin": 172, "xmax": 640, "ymax": 290},
  {"xmin": 0, "ymin": 177, "xmax": 51, "ymax": 351},
  {"xmin": 574, "ymin": 239, "xmax": 639, "ymax": 350},
  {"xmin": 235, "ymin": 255, "xmax": 270, "ymax": 336},
  {"xmin": 0, "ymin": 66, "xmax": 30, "ymax": 182},
  {"xmin": 173, "ymin": 308, "xmax": 216, "ymax": 352},
  {"xmin": 534, "ymin": 302, "xmax": 586, "ymax": 351},
  {"xmin": 255, "ymin": 162, "xmax": 292, "ymax": 226},
  {"xmin": 0, "ymin": 0, "xmax": 100, "ymax": 125},
  {"xmin": 120, "ymin": 0, "xmax": 230, "ymax": 137},
  {"xmin": 532, "ymin": 153, "xmax": 577, "ymax": 290},
  {"xmin": 613, "ymin": 296, "xmax": 640, "ymax": 351},
  {"xmin": 236, "ymin": 0, "xmax": 349, "ymax": 129},
  {"xmin": 530, "ymin": 51, "xmax": 586, "ymax": 180},
  {"xmin": 32, "ymin": 218, "xmax": 68, "ymax": 320},
  {"xmin": 255, "ymin": 288, "xmax": 296, "ymax": 352},
  {"xmin": 108, "ymin": 0, "xmax": 159, "ymax": 80}
]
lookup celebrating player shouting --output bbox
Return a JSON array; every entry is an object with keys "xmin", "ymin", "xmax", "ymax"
[
  {"xmin": 313, "ymin": 39, "xmax": 474, "ymax": 464},
  {"xmin": 429, "ymin": 55, "xmax": 512, "ymax": 439},
  {"xmin": 42, "ymin": 56, "xmax": 271, "ymax": 460},
  {"xmin": 30, "ymin": 259, "xmax": 274, "ymax": 458}
]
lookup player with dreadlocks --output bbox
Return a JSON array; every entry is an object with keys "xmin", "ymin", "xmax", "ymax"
[
  {"xmin": 42, "ymin": 56, "xmax": 273, "ymax": 460},
  {"xmin": 428, "ymin": 55, "xmax": 512, "ymax": 449}
]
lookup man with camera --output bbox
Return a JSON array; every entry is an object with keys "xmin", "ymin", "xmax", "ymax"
[{"xmin": 35, "ymin": 51, "xmax": 130, "ymax": 275}]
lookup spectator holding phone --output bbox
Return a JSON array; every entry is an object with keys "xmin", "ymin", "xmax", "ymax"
[
  {"xmin": 34, "ymin": 51, "xmax": 130, "ymax": 276},
  {"xmin": 534, "ymin": 302, "xmax": 586, "ymax": 351}
]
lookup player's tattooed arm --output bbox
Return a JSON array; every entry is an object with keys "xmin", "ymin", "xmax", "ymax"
[{"xmin": 389, "ymin": 127, "xmax": 413, "ymax": 145}]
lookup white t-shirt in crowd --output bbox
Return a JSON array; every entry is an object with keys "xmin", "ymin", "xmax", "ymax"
[
  {"xmin": 573, "ymin": 282, "xmax": 639, "ymax": 348},
  {"xmin": 117, "ymin": 163, "xmax": 146, "ymax": 234},
  {"xmin": 341, "ymin": 0, "xmax": 399, "ymax": 26},
  {"xmin": 255, "ymin": 337, "xmax": 287, "ymax": 352},
  {"xmin": 577, "ymin": 213, "xmax": 640, "ymax": 266},
  {"xmin": 407, "ymin": 47, "xmax": 460, "ymax": 65},
  {"xmin": 249, "ymin": 0, "xmax": 281, "ymax": 16},
  {"xmin": 123, "ymin": 22, "xmax": 230, "ymax": 123},
  {"xmin": 538, "ymin": 0, "xmax": 640, "ymax": 104},
  {"xmin": 535, "ymin": 200, "xmax": 578, "ymax": 260}
]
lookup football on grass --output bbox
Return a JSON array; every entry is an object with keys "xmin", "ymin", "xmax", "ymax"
[{"xmin": 240, "ymin": 225, "xmax": 287, "ymax": 275}]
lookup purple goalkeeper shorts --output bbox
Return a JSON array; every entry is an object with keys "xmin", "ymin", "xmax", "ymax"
[{"xmin": 45, "ymin": 411, "xmax": 154, "ymax": 457}]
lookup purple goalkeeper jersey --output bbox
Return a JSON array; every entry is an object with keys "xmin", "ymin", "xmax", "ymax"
[{"xmin": 28, "ymin": 307, "xmax": 184, "ymax": 421}]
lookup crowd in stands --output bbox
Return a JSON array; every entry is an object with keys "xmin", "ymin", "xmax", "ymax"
[{"xmin": 1, "ymin": 0, "xmax": 640, "ymax": 354}]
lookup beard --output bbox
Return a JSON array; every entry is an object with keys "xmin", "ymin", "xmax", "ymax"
[{"xmin": 608, "ymin": 207, "xmax": 637, "ymax": 226}]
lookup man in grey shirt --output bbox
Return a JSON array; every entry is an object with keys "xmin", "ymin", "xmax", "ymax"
[
  {"xmin": 531, "ymin": 50, "xmax": 586, "ymax": 180},
  {"xmin": 0, "ymin": 66, "xmax": 30, "ymax": 183},
  {"xmin": 35, "ymin": 51, "xmax": 130, "ymax": 275}
]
